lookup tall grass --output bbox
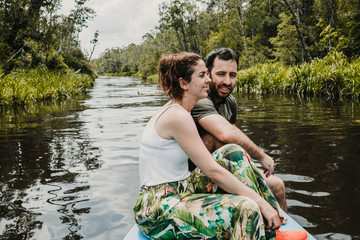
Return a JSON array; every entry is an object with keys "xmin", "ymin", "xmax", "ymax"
[
  {"xmin": 0, "ymin": 66, "xmax": 94, "ymax": 105},
  {"xmin": 237, "ymin": 62, "xmax": 290, "ymax": 93},
  {"xmin": 237, "ymin": 51, "xmax": 360, "ymax": 101}
]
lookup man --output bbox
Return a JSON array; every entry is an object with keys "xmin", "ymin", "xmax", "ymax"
[{"xmin": 191, "ymin": 47, "xmax": 287, "ymax": 212}]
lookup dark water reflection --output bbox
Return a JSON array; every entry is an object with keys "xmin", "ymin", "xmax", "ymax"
[
  {"xmin": 233, "ymin": 94, "xmax": 360, "ymax": 239},
  {"xmin": 0, "ymin": 76, "xmax": 359, "ymax": 239}
]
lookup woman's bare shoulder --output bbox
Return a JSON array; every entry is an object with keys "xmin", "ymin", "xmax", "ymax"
[
  {"xmin": 163, "ymin": 105, "xmax": 192, "ymax": 123},
  {"xmin": 155, "ymin": 104, "xmax": 194, "ymax": 139}
]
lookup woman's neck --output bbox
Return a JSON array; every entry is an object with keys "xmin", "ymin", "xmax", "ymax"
[{"xmin": 169, "ymin": 97, "xmax": 197, "ymax": 112}]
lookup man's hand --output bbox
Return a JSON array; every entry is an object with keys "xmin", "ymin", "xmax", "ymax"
[{"xmin": 259, "ymin": 154, "xmax": 275, "ymax": 176}]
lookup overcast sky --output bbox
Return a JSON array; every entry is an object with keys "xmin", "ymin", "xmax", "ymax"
[{"xmin": 61, "ymin": 0, "xmax": 167, "ymax": 59}]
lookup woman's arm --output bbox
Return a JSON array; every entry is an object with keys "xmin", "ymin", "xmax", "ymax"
[{"xmin": 158, "ymin": 107, "xmax": 281, "ymax": 229}]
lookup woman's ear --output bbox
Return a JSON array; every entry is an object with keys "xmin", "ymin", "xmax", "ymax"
[{"xmin": 179, "ymin": 78, "xmax": 188, "ymax": 90}]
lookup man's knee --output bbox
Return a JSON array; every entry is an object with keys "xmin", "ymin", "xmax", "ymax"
[{"xmin": 266, "ymin": 175, "xmax": 285, "ymax": 194}]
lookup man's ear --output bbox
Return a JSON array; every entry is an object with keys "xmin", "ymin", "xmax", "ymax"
[{"xmin": 179, "ymin": 78, "xmax": 188, "ymax": 90}]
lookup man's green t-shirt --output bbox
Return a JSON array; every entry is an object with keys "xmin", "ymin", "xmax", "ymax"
[{"xmin": 191, "ymin": 92, "xmax": 238, "ymax": 136}]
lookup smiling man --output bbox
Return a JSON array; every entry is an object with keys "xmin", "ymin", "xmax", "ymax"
[{"xmin": 190, "ymin": 47, "xmax": 288, "ymax": 212}]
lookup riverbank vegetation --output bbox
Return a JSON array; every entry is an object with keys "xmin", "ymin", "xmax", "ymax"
[
  {"xmin": 0, "ymin": 0, "xmax": 98, "ymax": 105},
  {"xmin": 0, "ymin": 66, "xmax": 94, "ymax": 105},
  {"xmin": 237, "ymin": 51, "xmax": 360, "ymax": 100},
  {"xmin": 93, "ymin": 0, "xmax": 360, "ymax": 100}
]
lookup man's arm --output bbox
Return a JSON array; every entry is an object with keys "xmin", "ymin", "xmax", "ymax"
[{"xmin": 198, "ymin": 114, "xmax": 275, "ymax": 174}]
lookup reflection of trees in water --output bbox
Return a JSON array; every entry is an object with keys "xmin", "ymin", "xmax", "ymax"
[
  {"xmin": 45, "ymin": 175, "xmax": 91, "ymax": 240},
  {"xmin": 0, "ymin": 96, "xmax": 102, "ymax": 239},
  {"xmin": 0, "ymin": 198, "xmax": 42, "ymax": 239}
]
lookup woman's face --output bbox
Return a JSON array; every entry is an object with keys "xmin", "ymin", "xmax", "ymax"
[{"xmin": 185, "ymin": 60, "xmax": 211, "ymax": 100}]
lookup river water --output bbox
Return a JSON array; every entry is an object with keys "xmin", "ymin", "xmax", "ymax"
[{"xmin": 0, "ymin": 76, "xmax": 359, "ymax": 240}]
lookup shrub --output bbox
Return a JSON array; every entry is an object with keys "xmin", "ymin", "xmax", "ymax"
[
  {"xmin": 237, "ymin": 51, "xmax": 360, "ymax": 101},
  {"xmin": 0, "ymin": 66, "xmax": 94, "ymax": 105}
]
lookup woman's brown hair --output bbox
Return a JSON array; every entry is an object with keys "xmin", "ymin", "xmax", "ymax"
[{"xmin": 158, "ymin": 52, "xmax": 202, "ymax": 101}]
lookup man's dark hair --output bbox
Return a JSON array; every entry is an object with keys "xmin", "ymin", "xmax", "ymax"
[{"xmin": 206, "ymin": 48, "xmax": 239, "ymax": 73}]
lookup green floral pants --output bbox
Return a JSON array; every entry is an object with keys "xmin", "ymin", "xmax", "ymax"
[{"xmin": 134, "ymin": 144, "xmax": 279, "ymax": 239}]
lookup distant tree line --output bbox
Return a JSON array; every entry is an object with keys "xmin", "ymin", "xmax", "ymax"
[
  {"xmin": 93, "ymin": 0, "xmax": 360, "ymax": 79},
  {"xmin": 0, "ymin": 0, "xmax": 99, "ymax": 78}
]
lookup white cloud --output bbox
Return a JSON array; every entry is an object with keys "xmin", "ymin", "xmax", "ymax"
[{"xmin": 60, "ymin": 0, "xmax": 166, "ymax": 59}]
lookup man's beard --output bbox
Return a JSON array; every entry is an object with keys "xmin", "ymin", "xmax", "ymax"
[{"xmin": 209, "ymin": 82, "xmax": 233, "ymax": 100}]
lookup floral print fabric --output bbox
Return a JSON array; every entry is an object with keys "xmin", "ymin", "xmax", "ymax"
[{"xmin": 134, "ymin": 144, "xmax": 279, "ymax": 239}]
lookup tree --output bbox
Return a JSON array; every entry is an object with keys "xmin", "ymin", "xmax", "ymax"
[
  {"xmin": 88, "ymin": 30, "xmax": 99, "ymax": 61},
  {"xmin": 64, "ymin": 0, "xmax": 96, "ymax": 56},
  {"xmin": 205, "ymin": 8, "xmax": 243, "ymax": 55},
  {"xmin": 335, "ymin": 0, "xmax": 360, "ymax": 58},
  {"xmin": 94, "ymin": 0, "xmax": 360, "ymax": 75},
  {"xmin": 159, "ymin": 0, "xmax": 203, "ymax": 53},
  {"xmin": 282, "ymin": 0, "xmax": 313, "ymax": 62},
  {"xmin": 0, "ymin": 0, "xmax": 61, "ymax": 70},
  {"xmin": 270, "ymin": 12, "xmax": 302, "ymax": 64},
  {"xmin": 0, "ymin": 0, "xmax": 96, "ymax": 76}
]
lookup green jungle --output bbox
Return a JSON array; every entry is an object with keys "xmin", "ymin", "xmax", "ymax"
[{"xmin": 1, "ymin": 0, "xmax": 360, "ymax": 105}]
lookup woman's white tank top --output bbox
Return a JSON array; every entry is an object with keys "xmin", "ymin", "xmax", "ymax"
[{"xmin": 139, "ymin": 104, "xmax": 191, "ymax": 186}]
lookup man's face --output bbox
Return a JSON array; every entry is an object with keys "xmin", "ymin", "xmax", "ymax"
[{"xmin": 209, "ymin": 57, "xmax": 238, "ymax": 100}]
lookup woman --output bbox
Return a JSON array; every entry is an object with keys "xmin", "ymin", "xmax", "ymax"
[{"xmin": 134, "ymin": 52, "xmax": 307, "ymax": 240}]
